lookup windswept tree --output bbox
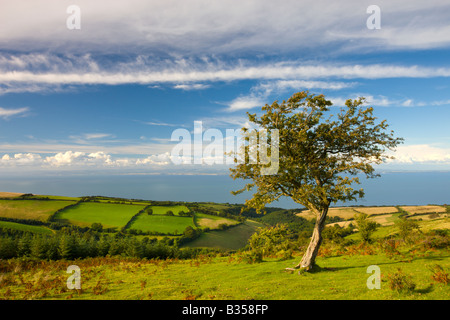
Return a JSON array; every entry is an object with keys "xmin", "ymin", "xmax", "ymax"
[{"xmin": 230, "ymin": 91, "xmax": 403, "ymax": 271}]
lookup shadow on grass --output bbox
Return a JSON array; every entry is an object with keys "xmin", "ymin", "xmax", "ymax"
[
  {"xmin": 310, "ymin": 260, "xmax": 401, "ymax": 273},
  {"xmin": 415, "ymin": 284, "xmax": 434, "ymax": 294}
]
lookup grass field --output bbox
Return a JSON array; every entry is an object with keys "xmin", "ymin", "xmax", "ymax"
[
  {"xmin": 297, "ymin": 207, "xmax": 361, "ymax": 220},
  {"xmin": 354, "ymin": 206, "xmax": 399, "ymax": 215},
  {"xmin": 0, "ymin": 192, "xmax": 23, "ymax": 198},
  {"xmin": 53, "ymin": 202, "xmax": 145, "ymax": 228},
  {"xmin": 183, "ymin": 220, "xmax": 264, "ymax": 250},
  {"xmin": 0, "ymin": 220, "xmax": 53, "ymax": 234},
  {"xmin": 400, "ymin": 205, "xmax": 447, "ymax": 215},
  {"xmin": 0, "ymin": 195, "xmax": 448, "ymax": 301},
  {"xmin": 0, "ymin": 199, "xmax": 77, "ymax": 222},
  {"xmin": 148, "ymin": 205, "xmax": 190, "ymax": 215},
  {"xmin": 195, "ymin": 213, "xmax": 239, "ymax": 229},
  {"xmin": 128, "ymin": 214, "xmax": 194, "ymax": 234},
  {"xmin": 1, "ymin": 249, "xmax": 448, "ymax": 300}
]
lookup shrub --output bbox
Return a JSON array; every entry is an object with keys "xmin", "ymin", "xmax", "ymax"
[
  {"xmin": 387, "ymin": 268, "xmax": 416, "ymax": 293},
  {"xmin": 394, "ymin": 217, "xmax": 420, "ymax": 244},
  {"xmin": 354, "ymin": 213, "xmax": 377, "ymax": 243},
  {"xmin": 429, "ymin": 264, "xmax": 450, "ymax": 285},
  {"xmin": 244, "ymin": 224, "xmax": 293, "ymax": 263}
]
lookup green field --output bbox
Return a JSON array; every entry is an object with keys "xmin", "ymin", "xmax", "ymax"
[
  {"xmin": 129, "ymin": 214, "xmax": 194, "ymax": 234},
  {"xmin": 0, "ymin": 220, "xmax": 53, "ymax": 235},
  {"xmin": 0, "ymin": 199, "xmax": 76, "ymax": 221},
  {"xmin": 184, "ymin": 220, "xmax": 263, "ymax": 250},
  {"xmin": 0, "ymin": 194, "xmax": 449, "ymax": 301},
  {"xmin": 148, "ymin": 205, "xmax": 190, "ymax": 215},
  {"xmin": 1, "ymin": 249, "xmax": 448, "ymax": 300},
  {"xmin": 53, "ymin": 202, "xmax": 145, "ymax": 228}
]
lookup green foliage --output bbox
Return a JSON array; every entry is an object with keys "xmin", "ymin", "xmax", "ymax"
[
  {"xmin": 354, "ymin": 212, "xmax": 378, "ymax": 243},
  {"xmin": 259, "ymin": 210, "xmax": 315, "ymax": 234},
  {"xmin": 322, "ymin": 224, "xmax": 354, "ymax": 243},
  {"xmin": 90, "ymin": 222, "xmax": 103, "ymax": 232},
  {"xmin": 394, "ymin": 217, "xmax": 420, "ymax": 243},
  {"xmin": 244, "ymin": 224, "xmax": 293, "ymax": 263},
  {"xmin": 230, "ymin": 91, "xmax": 403, "ymax": 214},
  {"xmin": 0, "ymin": 228, "xmax": 204, "ymax": 260}
]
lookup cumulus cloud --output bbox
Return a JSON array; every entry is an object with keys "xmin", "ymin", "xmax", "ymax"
[{"xmin": 0, "ymin": 153, "xmax": 43, "ymax": 166}]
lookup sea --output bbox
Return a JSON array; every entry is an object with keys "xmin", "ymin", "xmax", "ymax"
[{"xmin": 0, "ymin": 171, "xmax": 449, "ymax": 209}]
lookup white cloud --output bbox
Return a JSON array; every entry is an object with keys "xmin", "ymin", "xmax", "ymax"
[
  {"xmin": 0, "ymin": 153, "xmax": 43, "ymax": 166},
  {"xmin": 0, "ymin": 107, "xmax": 30, "ymax": 119},
  {"xmin": 328, "ymin": 95, "xmax": 450, "ymax": 108},
  {"xmin": 173, "ymin": 83, "xmax": 211, "ymax": 90},
  {"xmin": 1, "ymin": 1, "xmax": 450, "ymax": 55},
  {"xmin": 389, "ymin": 145, "xmax": 450, "ymax": 164},
  {"xmin": 225, "ymin": 79, "xmax": 356, "ymax": 111},
  {"xmin": 136, "ymin": 152, "xmax": 172, "ymax": 165},
  {"xmin": 227, "ymin": 95, "xmax": 266, "ymax": 112},
  {"xmin": 82, "ymin": 133, "xmax": 114, "ymax": 140},
  {"xmin": 2, "ymin": 62, "xmax": 450, "ymax": 88}
]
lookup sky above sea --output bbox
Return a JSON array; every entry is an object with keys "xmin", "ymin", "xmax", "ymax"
[{"xmin": 0, "ymin": 1, "xmax": 449, "ymax": 206}]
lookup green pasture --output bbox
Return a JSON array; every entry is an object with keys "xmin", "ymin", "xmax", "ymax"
[
  {"xmin": 148, "ymin": 205, "xmax": 190, "ymax": 215},
  {"xmin": 53, "ymin": 202, "xmax": 144, "ymax": 228},
  {"xmin": 0, "ymin": 220, "xmax": 53, "ymax": 235},
  {"xmin": 128, "ymin": 214, "xmax": 194, "ymax": 234},
  {"xmin": 183, "ymin": 220, "xmax": 263, "ymax": 250}
]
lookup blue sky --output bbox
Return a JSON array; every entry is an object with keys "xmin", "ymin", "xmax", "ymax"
[{"xmin": 1, "ymin": 0, "xmax": 450, "ymax": 176}]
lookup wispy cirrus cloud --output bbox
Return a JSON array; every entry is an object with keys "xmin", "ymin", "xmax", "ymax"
[
  {"xmin": 0, "ymin": 107, "xmax": 30, "ymax": 119},
  {"xmin": 328, "ymin": 95, "xmax": 450, "ymax": 108},
  {"xmin": 224, "ymin": 79, "xmax": 357, "ymax": 111},
  {"xmin": 2, "ymin": 59, "xmax": 450, "ymax": 86}
]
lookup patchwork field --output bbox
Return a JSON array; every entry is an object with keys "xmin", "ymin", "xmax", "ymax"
[
  {"xmin": 297, "ymin": 207, "xmax": 361, "ymax": 220},
  {"xmin": 0, "ymin": 199, "xmax": 76, "ymax": 222},
  {"xmin": 183, "ymin": 220, "xmax": 264, "ymax": 250},
  {"xmin": 53, "ymin": 202, "xmax": 145, "ymax": 228},
  {"xmin": 400, "ymin": 205, "xmax": 447, "ymax": 215},
  {"xmin": 354, "ymin": 206, "xmax": 399, "ymax": 215},
  {"xmin": 128, "ymin": 214, "xmax": 195, "ymax": 234},
  {"xmin": 195, "ymin": 213, "xmax": 239, "ymax": 229},
  {"xmin": 148, "ymin": 205, "xmax": 190, "ymax": 215}
]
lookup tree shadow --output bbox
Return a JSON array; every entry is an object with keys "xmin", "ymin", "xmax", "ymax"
[
  {"xmin": 414, "ymin": 284, "xmax": 434, "ymax": 295},
  {"xmin": 316, "ymin": 260, "xmax": 401, "ymax": 273}
]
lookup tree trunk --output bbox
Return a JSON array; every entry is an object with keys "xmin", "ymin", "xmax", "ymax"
[{"xmin": 296, "ymin": 207, "xmax": 328, "ymax": 271}]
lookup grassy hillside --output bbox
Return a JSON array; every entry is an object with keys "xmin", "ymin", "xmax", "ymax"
[
  {"xmin": 0, "ymin": 192, "xmax": 448, "ymax": 301},
  {"xmin": 0, "ymin": 199, "xmax": 77, "ymax": 222},
  {"xmin": 194, "ymin": 213, "xmax": 239, "ymax": 229},
  {"xmin": 1, "ymin": 248, "xmax": 448, "ymax": 300},
  {"xmin": 183, "ymin": 220, "xmax": 264, "ymax": 250},
  {"xmin": 0, "ymin": 220, "xmax": 53, "ymax": 235}
]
